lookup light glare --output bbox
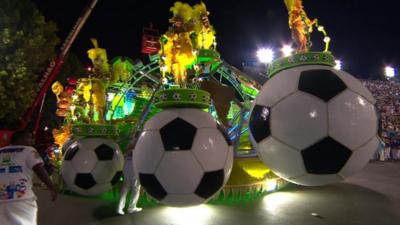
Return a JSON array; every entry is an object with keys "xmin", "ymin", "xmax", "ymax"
[
  {"xmin": 385, "ymin": 66, "xmax": 395, "ymax": 78},
  {"xmin": 262, "ymin": 192, "xmax": 295, "ymax": 215},
  {"xmin": 309, "ymin": 109, "xmax": 317, "ymax": 118},
  {"xmin": 323, "ymin": 36, "xmax": 331, "ymax": 43},
  {"xmin": 281, "ymin": 45, "xmax": 293, "ymax": 57},
  {"xmin": 334, "ymin": 60, "xmax": 342, "ymax": 70},
  {"xmin": 257, "ymin": 48, "xmax": 274, "ymax": 64},
  {"xmin": 357, "ymin": 96, "xmax": 366, "ymax": 106},
  {"xmin": 162, "ymin": 205, "xmax": 214, "ymax": 225}
]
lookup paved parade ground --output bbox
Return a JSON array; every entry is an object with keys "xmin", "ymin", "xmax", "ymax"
[{"xmin": 36, "ymin": 161, "xmax": 400, "ymax": 225}]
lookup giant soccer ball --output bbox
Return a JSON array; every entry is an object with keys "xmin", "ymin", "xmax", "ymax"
[
  {"xmin": 249, "ymin": 65, "xmax": 379, "ymax": 186},
  {"xmin": 133, "ymin": 108, "xmax": 233, "ymax": 206},
  {"xmin": 61, "ymin": 137, "xmax": 124, "ymax": 195}
]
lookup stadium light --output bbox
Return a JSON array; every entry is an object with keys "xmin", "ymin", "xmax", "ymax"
[
  {"xmin": 385, "ymin": 66, "xmax": 396, "ymax": 78},
  {"xmin": 281, "ymin": 44, "xmax": 294, "ymax": 57},
  {"xmin": 334, "ymin": 60, "xmax": 342, "ymax": 70},
  {"xmin": 257, "ymin": 48, "xmax": 274, "ymax": 64}
]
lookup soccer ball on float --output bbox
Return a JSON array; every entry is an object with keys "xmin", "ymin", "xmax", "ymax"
[
  {"xmin": 133, "ymin": 108, "xmax": 233, "ymax": 207},
  {"xmin": 249, "ymin": 64, "xmax": 379, "ymax": 186},
  {"xmin": 61, "ymin": 137, "xmax": 124, "ymax": 195}
]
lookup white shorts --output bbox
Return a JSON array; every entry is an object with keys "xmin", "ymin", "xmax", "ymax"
[{"xmin": 0, "ymin": 199, "xmax": 37, "ymax": 225}]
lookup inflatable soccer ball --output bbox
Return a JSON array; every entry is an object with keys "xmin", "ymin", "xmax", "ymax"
[
  {"xmin": 134, "ymin": 108, "xmax": 233, "ymax": 206},
  {"xmin": 249, "ymin": 65, "xmax": 379, "ymax": 186},
  {"xmin": 61, "ymin": 137, "xmax": 124, "ymax": 195}
]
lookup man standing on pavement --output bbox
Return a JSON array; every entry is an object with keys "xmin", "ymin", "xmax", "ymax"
[
  {"xmin": 0, "ymin": 131, "xmax": 57, "ymax": 225},
  {"xmin": 117, "ymin": 135, "xmax": 142, "ymax": 215}
]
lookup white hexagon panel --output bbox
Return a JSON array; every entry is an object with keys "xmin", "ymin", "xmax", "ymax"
[
  {"xmin": 156, "ymin": 151, "xmax": 204, "ymax": 194},
  {"xmin": 70, "ymin": 146, "xmax": 97, "ymax": 173},
  {"xmin": 162, "ymin": 194, "xmax": 204, "ymax": 206},
  {"xmin": 60, "ymin": 161, "xmax": 76, "ymax": 188},
  {"xmin": 271, "ymin": 91, "xmax": 327, "ymax": 150},
  {"xmin": 249, "ymin": 64, "xmax": 379, "ymax": 186},
  {"xmin": 256, "ymin": 66, "xmax": 301, "ymax": 107},
  {"xmin": 134, "ymin": 108, "xmax": 233, "ymax": 206},
  {"xmin": 334, "ymin": 69, "xmax": 376, "ymax": 104},
  {"xmin": 133, "ymin": 131, "xmax": 165, "ymax": 174},
  {"xmin": 328, "ymin": 90, "xmax": 378, "ymax": 150},
  {"xmin": 191, "ymin": 128, "xmax": 230, "ymax": 171},
  {"xmin": 258, "ymin": 137, "xmax": 306, "ymax": 180},
  {"xmin": 339, "ymin": 136, "xmax": 379, "ymax": 178},
  {"xmin": 223, "ymin": 146, "xmax": 234, "ymax": 184}
]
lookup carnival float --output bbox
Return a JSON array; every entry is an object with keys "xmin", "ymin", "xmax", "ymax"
[
  {"xmin": 249, "ymin": 0, "xmax": 379, "ymax": 186},
  {"xmin": 43, "ymin": 0, "xmax": 378, "ymax": 207},
  {"xmin": 51, "ymin": 2, "xmax": 271, "ymax": 205}
]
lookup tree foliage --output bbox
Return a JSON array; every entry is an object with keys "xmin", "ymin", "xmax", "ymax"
[{"xmin": 0, "ymin": 0, "xmax": 59, "ymax": 128}]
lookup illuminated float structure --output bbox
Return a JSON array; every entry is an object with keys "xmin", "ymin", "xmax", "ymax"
[
  {"xmin": 249, "ymin": 0, "xmax": 379, "ymax": 186},
  {"xmin": 54, "ymin": 1, "xmax": 285, "ymax": 203}
]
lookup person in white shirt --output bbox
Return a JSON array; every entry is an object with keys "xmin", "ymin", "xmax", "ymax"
[
  {"xmin": 116, "ymin": 137, "xmax": 142, "ymax": 215},
  {"xmin": 0, "ymin": 131, "xmax": 57, "ymax": 225},
  {"xmin": 384, "ymin": 143, "xmax": 391, "ymax": 160}
]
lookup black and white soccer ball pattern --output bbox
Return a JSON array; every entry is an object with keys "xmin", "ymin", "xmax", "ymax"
[
  {"xmin": 133, "ymin": 108, "xmax": 233, "ymax": 206},
  {"xmin": 249, "ymin": 65, "xmax": 379, "ymax": 186},
  {"xmin": 61, "ymin": 138, "xmax": 124, "ymax": 195}
]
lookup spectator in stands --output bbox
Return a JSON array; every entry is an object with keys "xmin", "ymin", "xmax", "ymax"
[{"xmin": 363, "ymin": 79, "xmax": 400, "ymax": 160}]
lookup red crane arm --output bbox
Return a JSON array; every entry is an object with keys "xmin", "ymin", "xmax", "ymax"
[
  {"xmin": 0, "ymin": 0, "xmax": 98, "ymax": 147},
  {"xmin": 17, "ymin": 0, "xmax": 98, "ymax": 131}
]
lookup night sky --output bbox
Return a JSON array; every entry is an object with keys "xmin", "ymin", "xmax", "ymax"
[{"xmin": 32, "ymin": 0, "xmax": 399, "ymax": 79}]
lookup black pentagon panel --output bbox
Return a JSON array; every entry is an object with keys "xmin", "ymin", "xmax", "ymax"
[
  {"xmin": 64, "ymin": 145, "xmax": 79, "ymax": 161},
  {"xmin": 217, "ymin": 124, "xmax": 232, "ymax": 146},
  {"xmin": 160, "ymin": 118, "xmax": 197, "ymax": 151},
  {"xmin": 249, "ymin": 105, "xmax": 271, "ymax": 143},
  {"xmin": 139, "ymin": 173, "xmax": 167, "ymax": 201},
  {"xmin": 95, "ymin": 144, "xmax": 114, "ymax": 160},
  {"xmin": 299, "ymin": 69, "xmax": 347, "ymax": 101},
  {"xmin": 111, "ymin": 171, "xmax": 123, "ymax": 186},
  {"xmin": 75, "ymin": 173, "xmax": 96, "ymax": 190},
  {"xmin": 195, "ymin": 170, "xmax": 224, "ymax": 199},
  {"xmin": 301, "ymin": 137, "xmax": 352, "ymax": 174}
]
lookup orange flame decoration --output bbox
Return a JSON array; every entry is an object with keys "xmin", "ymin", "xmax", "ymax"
[
  {"xmin": 52, "ymin": 124, "xmax": 71, "ymax": 148},
  {"xmin": 51, "ymin": 81, "xmax": 72, "ymax": 117},
  {"xmin": 284, "ymin": 0, "xmax": 317, "ymax": 52}
]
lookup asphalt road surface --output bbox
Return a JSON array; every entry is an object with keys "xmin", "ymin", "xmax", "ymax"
[{"xmin": 36, "ymin": 161, "xmax": 400, "ymax": 225}]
